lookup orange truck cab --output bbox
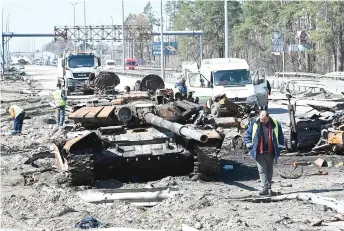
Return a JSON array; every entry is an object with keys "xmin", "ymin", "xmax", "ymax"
[{"xmin": 125, "ymin": 58, "xmax": 137, "ymax": 70}]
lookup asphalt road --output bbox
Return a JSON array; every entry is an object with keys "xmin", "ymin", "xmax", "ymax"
[{"xmin": 24, "ymin": 65, "xmax": 299, "ymax": 126}]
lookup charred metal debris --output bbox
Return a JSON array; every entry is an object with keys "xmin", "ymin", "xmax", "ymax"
[{"xmin": 283, "ymin": 81, "xmax": 344, "ymax": 155}]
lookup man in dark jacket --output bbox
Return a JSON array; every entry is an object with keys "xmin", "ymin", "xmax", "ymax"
[
  {"xmin": 134, "ymin": 80, "xmax": 141, "ymax": 91},
  {"xmin": 174, "ymin": 78, "xmax": 187, "ymax": 94},
  {"xmin": 244, "ymin": 110, "xmax": 285, "ymax": 196},
  {"xmin": 265, "ymin": 80, "xmax": 271, "ymax": 110}
]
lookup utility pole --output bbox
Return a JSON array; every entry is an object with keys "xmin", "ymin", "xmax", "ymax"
[
  {"xmin": 71, "ymin": 2, "xmax": 78, "ymax": 50},
  {"xmin": 122, "ymin": 0, "xmax": 125, "ymax": 70},
  {"xmin": 160, "ymin": 0, "xmax": 165, "ymax": 79},
  {"xmin": 83, "ymin": 0, "xmax": 87, "ymax": 50},
  {"xmin": 1, "ymin": 9, "xmax": 4, "ymax": 75},
  {"xmin": 6, "ymin": 14, "xmax": 10, "ymax": 69},
  {"xmin": 110, "ymin": 16, "xmax": 114, "ymax": 60},
  {"xmin": 224, "ymin": 0, "xmax": 230, "ymax": 58}
]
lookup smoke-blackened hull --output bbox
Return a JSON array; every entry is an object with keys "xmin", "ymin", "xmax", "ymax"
[{"xmin": 54, "ymin": 131, "xmax": 196, "ymax": 185}]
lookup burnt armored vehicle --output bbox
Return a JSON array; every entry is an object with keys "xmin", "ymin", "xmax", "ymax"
[
  {"xmin": 53, "ymin": 73, "xmax": 227, "ymax": 185},
  {"xmin": 54, "ymin": 101, "xmax": 224, "ymax": 185}
]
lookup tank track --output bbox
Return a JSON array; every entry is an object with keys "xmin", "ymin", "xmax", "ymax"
[
  {"xmin": 190, "ymin": 142, "xmax": 220, "ymax": 181},
  {"xmin": 66, "ymin": 153, "xmax": 95, "ymax": 186}
]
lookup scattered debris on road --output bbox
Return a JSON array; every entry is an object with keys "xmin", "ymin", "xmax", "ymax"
[{"xmin": 2, "ymin": 66, "xmax": 344, "ymax": 231}]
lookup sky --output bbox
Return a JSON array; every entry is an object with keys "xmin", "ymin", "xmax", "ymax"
[{"xmin": 1, "ymin": 0, "xmax": 165, "ymax": 52}]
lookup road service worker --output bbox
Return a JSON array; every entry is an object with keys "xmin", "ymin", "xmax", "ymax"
[
  {"xmin": 174, "ymin": 78, "xmax": 187, "ymax": 99},
  {"xmin": 88, "ymin": 73, "xmax": 96, "ymax": 85},
  {"xmin": 124, "ymin": 86, "xmax": 131, "ymax": 94},
  {"xmin": 244, "ymin": 110, "xmax": 285, "ymax": 196},
  {"xmin": 52, "ymin": 83, "xmax": 67, "ymax": 126},
  {"xmin": 7, "ymin": 105, "xmax": 26, "ymax": 135},
  {"xmin": 134, "ymin": 80, "xmax": 141, "ymax": 91}
]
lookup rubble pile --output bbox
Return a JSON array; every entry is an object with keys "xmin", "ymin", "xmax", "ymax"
[
  {"xmin": 1, "ymin": 66, "xmax": 27, "ymax": 81},
  {"xmin": 284, "ymin": 89, "xmax": 344, "ymax": 154}
]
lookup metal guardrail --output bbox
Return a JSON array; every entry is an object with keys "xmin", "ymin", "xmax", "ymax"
[
  {"xmin": 114, "ymin": 70, "xmax": 179, "ymax": 83},
  {"xmin": 275, "ymin": 72, "xmax": 344, "ymax": 80},
  {"xmin": 267, "ymin": 76, "xmax": 344, "ymax": 93},
  {"xmin": 137, "ymin": 66, "xmax": 174, "ymax": 71}
]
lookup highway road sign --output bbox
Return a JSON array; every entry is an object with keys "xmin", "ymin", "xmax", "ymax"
[{"xmin": 152, "ymin": 42, "xmax": 178, "ymax": 56}]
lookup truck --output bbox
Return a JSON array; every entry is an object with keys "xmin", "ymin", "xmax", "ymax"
[
  {"xmin": 183, "ymin": 58, "xmax": 269, "ymax": 109},
  {"xmin": 125, "ymin": 58, "xmax": 137, "ymax": 70},
  {"xmin": 57, "ymin": 50, "xmax": 101, "ymax": 95},
  {"xmin": 104, "ymin": 59, "xmax": 115, "ymax": 70}
]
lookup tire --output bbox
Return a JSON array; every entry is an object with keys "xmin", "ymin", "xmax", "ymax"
[
  {"xmin": 285, "ymin": 126, "xmax": 297, "ymax": 152},
  {"xmin": 66, "ymin": 88, "xmax": 73, "ymax": 96}
]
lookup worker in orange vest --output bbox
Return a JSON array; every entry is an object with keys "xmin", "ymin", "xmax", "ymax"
[{"xmin": 7, "ymin": 105, "xmax": 26, "ymax": 135}]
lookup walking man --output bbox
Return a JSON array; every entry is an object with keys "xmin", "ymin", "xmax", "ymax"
[
  {"xmin": 244, "ymin": 110, "xmax": 285, "ymax": 196},
  {"xmin": 8, "ymin": 105, "xmax": 25, "ymax": 135},
  {"xmin": 52, "ymin": 83, "xmax": 67, "ymax": 126},
  {"xmin": 265, "ymin": 80, "xmax": 272, "ymax": 110}
]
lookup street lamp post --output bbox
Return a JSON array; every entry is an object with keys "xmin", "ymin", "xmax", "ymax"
[
  {"xmin": 224, "ymin": 0, "xmax": 230, "ymax": 58},
  {"xmin": 110, "ymin": 16, "xmax": 114, "ymax": 60},
  {"xmin": 1, "ymin": 9, "xmax": 5, "ymax": 75},
  {"xmin": 98, "ymin": 20, "xmax": 103, "ymax": 66},
  {"xmin": 83, "ymin": 0, "xmax": 87, "ymax": 50},
  {"xmin": 71, "ymin": 2, "xmax": 78, "ymax": 50},
  {"xmin": 122, "ymin": 0, "xmax": 125, "ymax": 70},
  {"xmin": 6, "ymin": 14, "xmax": 10, "ymax": 69},
  {"xmin": 160, "ymin": 0, "xmax": 164, "ymax": 79}
]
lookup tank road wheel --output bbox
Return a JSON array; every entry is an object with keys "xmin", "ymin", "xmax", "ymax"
[
  {"xmin": 232, "ymin": 135, "xmax": 245, "ymax": 151},
  {"xmin": 190, "ymin": 155, "xmax": 201, "ymax": 181},
  {"xmin": 285, "ymin": 126, "xmax": 297, "ymax": 152}
]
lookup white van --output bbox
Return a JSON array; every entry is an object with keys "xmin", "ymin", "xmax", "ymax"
[
  {"xmin": 184, "ymin": 58, "xmax": 268, "ymax": 108},
  {"xmin": 105, "ymin": 60, "xmax": 115, "ymax": 70}
]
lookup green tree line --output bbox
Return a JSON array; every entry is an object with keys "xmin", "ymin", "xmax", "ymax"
[
  {"xmin": 129, "ymin": 0, "xmax": 343, "ymax": 74},
  {"xmin": 44, "ymin": 1, "xmax": 344, "ymax": 74},
  {"xmin": 168, "ymin": 0, "xmax": 344, "ymax": 74}
]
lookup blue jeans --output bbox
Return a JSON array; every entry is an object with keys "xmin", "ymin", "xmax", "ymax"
[
  {"xmin": 12, "ymin": 112, "xmax": 25, "ymax": 134},
  {"xmin": 57, "ymin": 106, "xmax": 66, "ymax": 126}
]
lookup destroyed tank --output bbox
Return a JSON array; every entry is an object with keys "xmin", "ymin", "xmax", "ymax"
[{"xmin": 53, "ymin": 75, "xmax": 224, "ymax": 185}]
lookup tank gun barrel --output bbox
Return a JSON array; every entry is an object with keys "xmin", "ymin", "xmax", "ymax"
[{"xmin": 143, "ymin": 112, "xmax": 208, "ymax": 143}]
